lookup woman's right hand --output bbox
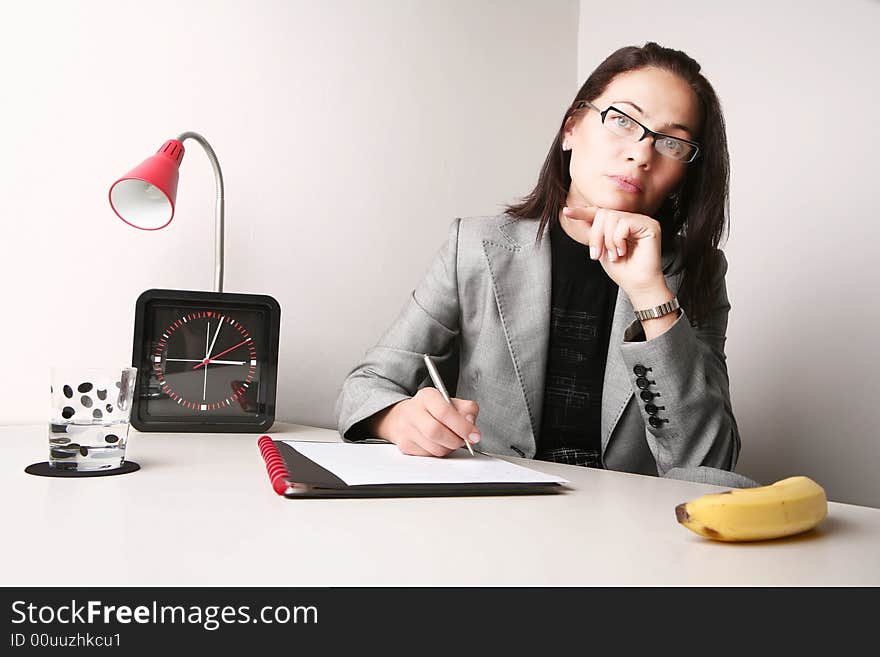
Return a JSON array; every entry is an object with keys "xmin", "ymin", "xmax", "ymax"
[{"xmin": 373, "ymin": 388, "xmax": 481, "ymax": 457}]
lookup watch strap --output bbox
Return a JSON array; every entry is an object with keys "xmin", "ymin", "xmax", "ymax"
[{"xmin": 633, "ymin": 296, "xmax": 680, "ymax": 320}]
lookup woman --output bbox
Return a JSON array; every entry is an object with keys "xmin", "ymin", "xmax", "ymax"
[{"xmin": 335, "ymin": 42, "xmax": 750, "ymax": 483}]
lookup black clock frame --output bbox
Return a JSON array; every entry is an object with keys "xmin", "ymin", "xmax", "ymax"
[{"xmin": 131, "ymin": 288, "xmax": 281, "ymax": 433}]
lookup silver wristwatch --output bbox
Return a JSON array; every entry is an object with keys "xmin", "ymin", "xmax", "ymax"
[{"xmin": 633, "ymin": 296, "xmax": 680, "ymax": 320}]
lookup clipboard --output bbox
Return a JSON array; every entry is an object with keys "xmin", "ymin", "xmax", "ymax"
[{"xmin": 258, "ymin": 437, "xmax": 566, "ymax": 499}]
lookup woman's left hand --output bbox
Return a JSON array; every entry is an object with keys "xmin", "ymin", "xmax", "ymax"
[{"xmin": 561, "ymin": 205, "xmax": 668, "ymax": 298}]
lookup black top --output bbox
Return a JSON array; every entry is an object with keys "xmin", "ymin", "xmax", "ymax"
[{"xmin": 537, "ymin": 220, "xmax": 618, "ymax": 454}]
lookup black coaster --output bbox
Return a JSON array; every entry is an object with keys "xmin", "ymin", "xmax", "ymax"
[{"xmin": 25, "ymin": 461, "xmax": 140, "ymax": 478}]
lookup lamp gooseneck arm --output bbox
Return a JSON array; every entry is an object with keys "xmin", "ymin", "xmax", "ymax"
[{"xmin": 177, "ymin": 131, "xmax": 225, "ymax": 293}]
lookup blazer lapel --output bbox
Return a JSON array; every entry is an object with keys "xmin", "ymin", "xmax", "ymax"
[
  {"xmin": 482, "ymin": 219, "xmax": 551, "ymax": 446},
  {"xmin": 601, "ymin": 289, "xmax": 636, "ymax": 453}
]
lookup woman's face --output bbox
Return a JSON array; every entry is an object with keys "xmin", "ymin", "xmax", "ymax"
[{"xmin": 563, "ymin": 66, "xmax": 702, "ymax": 216}]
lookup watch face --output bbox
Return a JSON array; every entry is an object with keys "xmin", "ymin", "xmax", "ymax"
[{"xmin": 132, "ymin": 289, "xmax": 280, "ymax": 432}]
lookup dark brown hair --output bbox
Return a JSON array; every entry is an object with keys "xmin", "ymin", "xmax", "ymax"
[{"xmin": 505, "ymin": 42, "xmax": 730, "ymax": 324}]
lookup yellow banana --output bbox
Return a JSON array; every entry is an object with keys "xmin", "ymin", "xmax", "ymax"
[{"xmin": 675, "ymin": 476, "xmax": 828, "ymax": 542}]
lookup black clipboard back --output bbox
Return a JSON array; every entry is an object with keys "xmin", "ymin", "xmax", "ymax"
[{"xmin": 275, "ymin": 441, "xmax": 565, "ymax": 499}]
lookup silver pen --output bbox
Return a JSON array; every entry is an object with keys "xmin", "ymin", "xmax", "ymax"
[{"xmin": 423, "ymin": 353, "xmax": 475, "ymax": 456}]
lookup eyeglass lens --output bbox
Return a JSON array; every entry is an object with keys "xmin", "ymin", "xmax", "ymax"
[{"xmin": 603, "ymin": 107, "xmax": 696, "ymax": 162}]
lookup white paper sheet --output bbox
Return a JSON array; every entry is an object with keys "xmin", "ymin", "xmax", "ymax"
[{"xmin": 282, "ymin": 441, "xmax": 569, "ymax": 486}]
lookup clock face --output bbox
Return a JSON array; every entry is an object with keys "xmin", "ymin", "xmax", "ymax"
[
  {"xmin": 152, "ymin": 308, "xmax": 262, "ymax": 414},
  {"xmin": 132, "ymin": 289, "xmax": 280, "ymax": 432}
]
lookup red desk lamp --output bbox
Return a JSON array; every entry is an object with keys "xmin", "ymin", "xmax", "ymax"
[{"xmin": 109, "ymin": 131, "xmax": 226, "ymax": 292}]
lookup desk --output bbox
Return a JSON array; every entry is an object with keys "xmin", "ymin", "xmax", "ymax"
[{"xmin": 3, "ymin": 423, "xmax": 879, "ymax": 586}]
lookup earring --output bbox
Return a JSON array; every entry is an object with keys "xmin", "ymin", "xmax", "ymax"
[{"xmin": 562, "ymin": 140, "xmax": 570, "ymax": 151}]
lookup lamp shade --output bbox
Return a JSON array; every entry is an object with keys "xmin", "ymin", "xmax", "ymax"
[{"xmin": 109, "ymin": 139, "xmax": 186, "ymax": 230}]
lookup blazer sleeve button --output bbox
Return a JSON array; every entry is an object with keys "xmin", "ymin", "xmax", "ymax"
[
  {"xmin": 633, "ymin": 364, "xmax": 650, "ymax": 376},
  {"xmin": 636, "ymin": 376, "xmax": 655, "ymax": 390},
  {"xmin": 648, "ymin": 416, "xmax": 669, "ymax": 428}
]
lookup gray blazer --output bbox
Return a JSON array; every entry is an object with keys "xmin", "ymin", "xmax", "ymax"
[{"xmin": 335, "ymin": 214, "xmax": 743, "ymax": 480}]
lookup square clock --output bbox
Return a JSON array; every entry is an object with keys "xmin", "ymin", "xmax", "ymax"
[{"xmin": 131, "ymin": 289, "xmax": 281, "ymax": 432}]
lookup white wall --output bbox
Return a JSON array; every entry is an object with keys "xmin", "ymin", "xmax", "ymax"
[
  {"xmin": 578, "ymin": 0, "xmax": 880, "ymax": 507},
  {"xmin": 0, "ymin": 5, "xmax": 578, "ymax": 421}
]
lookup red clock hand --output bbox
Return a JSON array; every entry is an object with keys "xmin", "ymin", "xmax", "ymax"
[{"xmin": 193, "ymin": 338, "xmax": 250, "ymax": 370}]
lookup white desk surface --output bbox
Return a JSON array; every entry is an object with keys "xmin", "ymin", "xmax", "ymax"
[{"xmin": 3, "ymin": 422, "xmax": 879, "ymax": 586}]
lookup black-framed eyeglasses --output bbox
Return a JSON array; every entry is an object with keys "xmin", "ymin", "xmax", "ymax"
[{"xmin": 575, "ymin": 100, "xmax": 700, "ymax": 163}]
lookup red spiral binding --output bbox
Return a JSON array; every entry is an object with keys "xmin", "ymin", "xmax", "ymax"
[{"xmin": 258, "ymin": 435, "xmax": 290, "ymax": 495}]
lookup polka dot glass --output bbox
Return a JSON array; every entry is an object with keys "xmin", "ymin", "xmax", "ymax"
[{"xmin": 48, "ymin": 367, "xmax": 137, "ymax": 471}]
